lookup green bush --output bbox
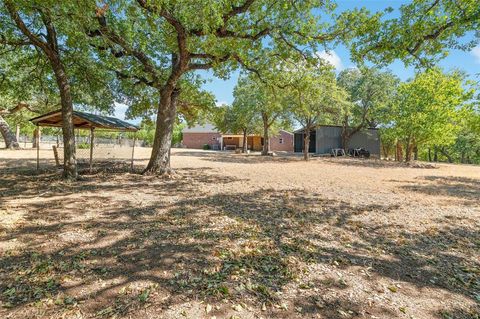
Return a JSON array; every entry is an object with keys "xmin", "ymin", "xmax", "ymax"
[
  {"xmin": 202, "ymin": 144, "xmax": 211, "ymax": 150},
  {"xmin": 77, "ymin": 142, "xmax": 90, "ymax": 149}
]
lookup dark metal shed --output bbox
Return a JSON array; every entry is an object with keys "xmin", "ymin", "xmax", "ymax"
[
  {"xmin": 293, "ymin": 129, "xmax": 316, "ymax": 153},
  {"xmin": 294, "ymin": 125, "xmax": 380, "ymax": 155}
]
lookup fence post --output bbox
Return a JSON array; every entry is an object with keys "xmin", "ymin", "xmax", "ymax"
[
  {"xmin": 131, "ymin": 132, "xmax": 136, "ymax": 171},
  {"xmin": 36, "ymin": 125, "xmax": 40, "ymax": 170},
  {"xmin": 89, "ymin": 127, "xmax": 95, "ymax": 172},
  {"xmin": 52, "ymin": 145, "xmax": 60, "ymax": 167}
]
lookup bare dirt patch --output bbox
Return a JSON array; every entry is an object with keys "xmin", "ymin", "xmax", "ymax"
[{"xmin": 1, "ymin": 148, "xmax": 479, "ymax": 318}]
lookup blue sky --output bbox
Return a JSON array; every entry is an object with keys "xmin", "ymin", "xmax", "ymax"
[
  {"xmin": 115, "ymin": 0, "xmax": 480, "ymax": 120},
  {"xmin": 204, "ymin": 0, "xmax": 480, "ymax": 106}
]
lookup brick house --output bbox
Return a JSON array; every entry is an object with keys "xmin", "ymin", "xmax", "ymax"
[{"xmin": 182, "ymin": 123, "xmax": 293, "ymax": 152}]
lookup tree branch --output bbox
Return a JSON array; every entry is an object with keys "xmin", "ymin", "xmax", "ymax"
[
  {"xmin": 407, "ymin": 9, "xmax": 480, "ymax": 55},
  {"xmin": 187, "ymin": 54, "xmax": 231, "ymax": 70},
  {"xmin": 225, "ymin": 0, "xmax": 256, "ymax": 22},
  {"xmin": 0, "ymin": 102, "xmax": 36, "ymax": 115},
  {"xmin": 115, "ymin": 70, "xmax": 154, "ymax": 86},
  {"xmin": 0, "ymin": 34, "xmax": 31, "ymax": 47},
  {"xmin": 92, "ymin": 4, "xmax": 160, "ymax": 83},
  {"xmin": 136, "ymin": 0, "xmax": 189, "ymax": 66},
  {"xmin": 40, "ymin": 10, "xmax": 58, "ymax": 53},
  {"xmin": 189, "ymin": 0, "xmax": 269, "ymax": 40},
  {"xmin": 4, "ymin": 1, "xmax": 48, "ymax": 52},
  {"xmin": 89, "ymin": 43, "xmax": 126, "ymax": 58},
  {"xmin": 277, "ymin": 33, "xmax": 307, "ymax": 58}
]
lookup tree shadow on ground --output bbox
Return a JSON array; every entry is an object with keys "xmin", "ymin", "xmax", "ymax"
[
  {"xmin": 0, "ymin": 172, "xmax": 478, "ymax": 318},
  {"xmin": 0, "ymin": 165, "xmax": 242, "ymax": 209},
  {"xmin": 398, "ymin": 175, "xmax": 480, "ymax": 205},
  {"xmin": 173, "ymin": 150, "xmax": 300, "ymax": 164}
]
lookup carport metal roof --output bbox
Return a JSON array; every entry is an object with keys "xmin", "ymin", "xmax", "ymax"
[{"xmin": 30, "ymin": 109, "xmax": 139, "ymax": 132}]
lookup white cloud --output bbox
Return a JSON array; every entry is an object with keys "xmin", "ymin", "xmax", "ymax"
[
  {"xmin": 315, "ymin": 50, "xmax": 343, "ymax": 70},
  {"xmin": 215, "ymin": 101, "xmax": 228, "ymax": 107},
  {"xmin": 472, "ymin": 45, "xmax": 480, "ymax": 64}
]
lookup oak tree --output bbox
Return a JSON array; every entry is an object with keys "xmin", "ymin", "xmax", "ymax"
[
  {"xmin": 1, "ymin": 0, "xmax": 115, "ymax": 178},
  {"xmin": 85, "ymin": 0, "xmax": 378, "ymax": 173}
]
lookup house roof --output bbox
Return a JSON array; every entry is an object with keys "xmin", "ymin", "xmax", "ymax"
[
  {"xmin": 30, "ymin": 109, "xmax": 139, "ymax": 132},
  {"xmin": 182, "ymin": 123, "xmax": 219, "ymax": 133},
  {"xmin": 278, "ymin": 129, "xmax": 293, "ymax": 136}
]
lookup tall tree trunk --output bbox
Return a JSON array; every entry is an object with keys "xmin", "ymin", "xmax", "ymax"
[
  {"xmin": 341, "ymin": 115, "xmax": 348, "ymax": 149},
  {"xmin": 405, "ymin": 136, "xmax": 412, "ymax": 162},
  {"xmin": 433, "ymin": 146, "xmax": 438, "ymax": 162},
  {"xmin": 143, "ymin": 51, "xmax": 187, "ymax": 175},
  {"xmin": 405, "ymin": 145, "xmax": 412, "ymax": 162},
  {"xmin": 383, "ymin": 145, "xmax": 392, "ymax": 160},
  {"xmin": 413, "ymin": 144, "xmax": 418, "ymax": 160},
  {"xmin": 143, "ymin": 86, "xmax": 179, "ymax": 175},
  {"xmin": 428, "ymin": 148, "xmax": 432, "ymax": 162},
  {"xmin": 0, "ymin": 115, "xmax": 20, "ymax": 149},
  {"xmin": 303, "ymin": 124, "xmax": 311, "ymax": 161},
  {"xmin": 51, "ymin": 62, "xmax": 77, "ymax": 179},
  {"xmin": 396, "ymin": 141, "xmax": 403, "ymax": 162},
  {"xmin": 394, "ymin": 141, "xmax": 398, "ymax": 161},
  {"xmin": 261, "ymin": 112, "xmax": 270, "ymax": 156},
  {"xmin": 5, "ymin": 4, "xmax": 77, "ymax": 179},
  {"xmin": 242, "ymin": 128, "xmax": 248, "ymax": 153}
]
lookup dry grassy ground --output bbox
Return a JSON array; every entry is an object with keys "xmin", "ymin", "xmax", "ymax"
[{"xmin": 0, "ymin": 148, "xmax": 479, "ymax": 319}]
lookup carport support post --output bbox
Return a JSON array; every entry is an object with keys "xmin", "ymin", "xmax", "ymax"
[
  {"xmin": 131, "ymin": 132, "xmax": 136, "ymax": 171},
  {"xmin": 89, "ymin": 127, "xmax": 95, "ymax": 172},
  {"xmin": 36, "ymin": 124, "xmax": 40, "ymax": 170}
]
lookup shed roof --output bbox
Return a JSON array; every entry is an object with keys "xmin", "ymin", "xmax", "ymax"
[
  {"xmin": 30, "ymin": 109, "xmax": 139, "ymax": 132},
  {"xmin": 293, "ymin": 125, "xmax": 379, "ymax": 134}
]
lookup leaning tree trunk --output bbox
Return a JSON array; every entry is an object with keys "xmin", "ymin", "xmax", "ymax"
[
  {"xmin": 51, "ymin": 62, "xmax": 77, "ymax": 179},
  {"xmin": 143, "ymin": 86, "xmax": 179, "ymax": 175},
  {"xmin": 242, "ymin": 128, "xmax": 248, "ymax": 153},
  {"xmin": 303, "ymin": 125, "xmax": 310, "ymax": 161},
  {"xmin": 261, "ymin": 113, "xmax": 270, "ymax": 156},
  {"xmin": 0, "ymin": 115, "xmax": 20, "ymax": 149}
]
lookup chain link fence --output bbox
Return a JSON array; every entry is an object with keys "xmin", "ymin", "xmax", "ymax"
[{"xmin": 1, "ymin": 132, "xmax": 147, "ymax": 172}]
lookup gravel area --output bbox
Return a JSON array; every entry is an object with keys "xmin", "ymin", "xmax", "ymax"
[{"xmin": 0, "ymin": 148, "xmax": 479, "ymax": 318}]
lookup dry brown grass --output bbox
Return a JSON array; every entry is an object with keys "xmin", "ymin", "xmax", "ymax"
[{"xmin": 0, "ymin": 148, "xmax": 479, "ymax": 319}]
